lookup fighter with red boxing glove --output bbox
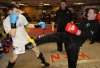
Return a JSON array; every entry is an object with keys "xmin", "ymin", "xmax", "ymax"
[
  {"xmin": 33, "ymin": 8, "xmax": 99, "ymax": 68},
  {"xmin": 65, "ymin": 23, "xmax": 81, "ymax": 36},
  {"xmin": 97, "ymin": 12, "xmax": 100, "ymax": 23}
]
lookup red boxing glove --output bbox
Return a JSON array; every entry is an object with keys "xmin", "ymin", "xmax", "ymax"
[
  {"xmin": 65, "ymin": 23, "xmax": 81, "ymax": 36},
  {"xmin": 97, "ymin": 12, "xmax": 100, "ymax": 23}
]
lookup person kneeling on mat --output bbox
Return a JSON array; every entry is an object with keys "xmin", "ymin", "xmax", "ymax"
[
  {"xmin": 33, "ymin": 8, "xmax": 99, "ymax": 68},
  {"xmin": 3, "ymin": 4, "xmax": 50, "ymax": 68}
]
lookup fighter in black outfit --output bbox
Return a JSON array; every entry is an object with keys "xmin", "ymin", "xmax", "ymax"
[
  {"xmin": 34, "ymin": 8, "xmax": 99, "ymax": 68},
  {"xmin": 52, "ymin": 0, "xmax": 73, "ymax": 52}
]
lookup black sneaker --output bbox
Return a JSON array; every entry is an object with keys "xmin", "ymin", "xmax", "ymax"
[
  {"xmin": 41, "ymin": 62, "xmax": 50, "ymax": 66},
  {"xmin": 6, "ymin": 66, "xmax": 13, "ymax": 68},
  {"xmin": 89, "ymin": 41, "xmax": 95, "ymax": 44}
]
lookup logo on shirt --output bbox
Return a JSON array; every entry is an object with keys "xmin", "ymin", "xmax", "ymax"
[
  {"xmin": 90, "ymin": 30, "xmax": 94, "ymax": 35},
  {"xmin": 67, "ymin": 11, "xmax": 69, "ymax": 14},
  {"xmin": 16, "ymin": 23, "xmax": 22, "ymax": 28},
  {"xmin": 54, "ymin": 14, "xmax": 56, "ymax": 16},
  {"xmin": 85, "ymin": 23, "xmax": 90, "ymax": 28}
]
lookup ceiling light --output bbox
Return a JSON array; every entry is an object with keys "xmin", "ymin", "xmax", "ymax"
[
  {"xmin": 44, "ymin": 4, "xmax": 50, "ymax": 5},
  {"xmin": 74, "ymin": 3, "xmax": 84, "ymax": 5},
  {"xmin": 19, "ymin": 3, "xmax": 24, "ymax": 5},
  {"xmin": 39, "ymin": 5, "xmax": 43, "ymax": 6},
  {"xmin": 78, "ymin": 3, "xmax": 84, "ymax": 4}
]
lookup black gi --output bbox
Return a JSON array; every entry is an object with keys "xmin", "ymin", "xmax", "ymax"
[
  {"xmin": 34, "ymin": 18, "xmax": 99, "ymax": 68},
  {"xmin": 54, "ymin": 7, "xmax": 73, "ymax": 52}
]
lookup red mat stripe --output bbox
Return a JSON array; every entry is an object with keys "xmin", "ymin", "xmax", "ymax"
[{"xmin": 28, "ymin": 26, "xmax": 57, "ymax": 35}]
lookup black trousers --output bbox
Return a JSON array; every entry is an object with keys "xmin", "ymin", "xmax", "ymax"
[
  {"xmin": 35, "ymin": 32, "xmax": 80, "ymax": 68},
  {"xmin": 90, "ymin": 24, "xmax": 100, "ymax": 42},
  {"xmin": 96, "ymin": 25, "xmax": 100, "ymax": 42},
  {"xmin": 57, "ymin": 25, "xmax": 66, "ymax": 52}
]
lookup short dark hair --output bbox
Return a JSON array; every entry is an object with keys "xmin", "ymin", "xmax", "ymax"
[
  {"xmin": 90, "ymin": 8, "xmax": 99, "ymax": 14},
  {"xmin": 8, "ymin": 4, "xmax": 18, "ymax": 11},
  {"xmin": 85, "ymin": 8, "xmax": 90, "ymax": 12},
  {"xmin": 61, "ymin": 0, "xmax": 67, "ymax": 3}
]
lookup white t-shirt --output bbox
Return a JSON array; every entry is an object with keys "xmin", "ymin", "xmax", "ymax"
[
  {"xmin": 3, "ymin": 15, "xmax": 30, "ymax": 47},
  {"xmin": 18, "ymin": 9, "xmax": 24, "ymax": 14}
]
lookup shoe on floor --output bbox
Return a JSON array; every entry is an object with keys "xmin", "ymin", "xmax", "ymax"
[
  {"xmin": 41, "ymin": 62, "xmax": 50, "ymax": 66},
  {"xmin": 89, "ymin": 41, "xmax": 95, "ymax": 44}
]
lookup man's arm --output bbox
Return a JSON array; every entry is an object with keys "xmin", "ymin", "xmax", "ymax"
[
  {"xmin": 52, "ymin": 11, "xmax": 58, "ymax": 32},
  {"xmin": 9, "ymin": 14, "xmax": 18, "ymax": 37},
  {"xmin": 68, "ymin": 9, "xmax": 73, "ymax": 23},
  {"xmin": 26, "ymin": 24, "xmax": 35, "ymax": 28},
  {"xmin": 22, "ymin": 15, "xmax": 46, "ymax": 29},
  {"xmin": 65, "ymin": 23, "xmax": 81, "ymax": 36},
  {"xmin": 51, "ymin": 22, "xmax": 55, "ymax": 32},
  {"xmin": 26, "ymin": 22, "xmax": 46, "ymax": 29},
  {"xmin": 9, "ymin": 29, "xmax": 16, "ymax": 37}
]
